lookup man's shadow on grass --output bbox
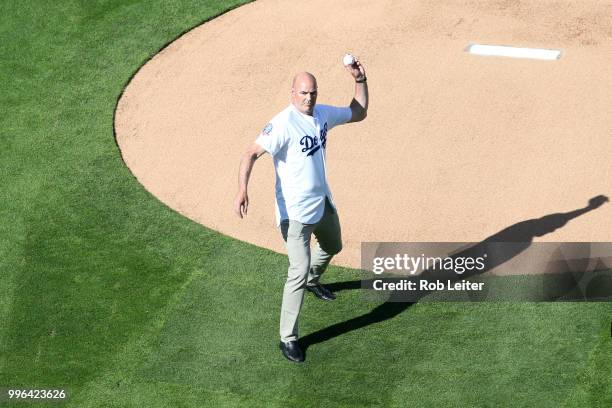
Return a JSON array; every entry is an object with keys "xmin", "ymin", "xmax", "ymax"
[{"xmin": 299, "ymin": 195, "xmax": 609, "ymax": 353}]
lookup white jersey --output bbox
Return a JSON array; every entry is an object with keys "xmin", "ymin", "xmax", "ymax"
[{"xmin": 256, "ymin": 103, "xmax": 352, "ymax": 226}]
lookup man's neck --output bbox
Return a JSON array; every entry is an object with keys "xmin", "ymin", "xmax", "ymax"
[{"xmin": 291, "ymin": 103, "xmax": 314, "ymax": 117}]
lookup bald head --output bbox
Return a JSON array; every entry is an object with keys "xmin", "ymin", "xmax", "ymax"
[
  {"xmin": 291, "ymin": 72, "xmax": 318, "ymax": 116},
  {"xmin": 292, "ymin": 72, "xmax": 317, "ymax": 89}
]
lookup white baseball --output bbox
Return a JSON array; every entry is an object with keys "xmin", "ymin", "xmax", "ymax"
[{"xmin": 343, "ymin": 53, "xmax": 355, "ymax": 66}]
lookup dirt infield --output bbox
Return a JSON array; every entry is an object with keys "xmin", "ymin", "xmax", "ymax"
[{"xmin": 115, "ymin": 0, "xmax": 612, "ymax": 269}]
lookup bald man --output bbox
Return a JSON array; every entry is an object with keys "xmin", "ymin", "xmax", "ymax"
[{"xmin": 234, "ymin": 60, "xmax": 368, "ymax": 363}]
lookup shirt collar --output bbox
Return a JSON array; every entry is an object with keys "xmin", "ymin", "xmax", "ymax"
[{"xmin": 290, "ymin": 103, "xmax": 316, "ymax": 122}]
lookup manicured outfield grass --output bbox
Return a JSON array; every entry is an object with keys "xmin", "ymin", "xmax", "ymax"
[{"xmin": 1, "ymin": 1, "xmax": 610, "ymax": 407}]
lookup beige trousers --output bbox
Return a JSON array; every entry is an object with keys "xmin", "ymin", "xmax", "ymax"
[{"xmin": 279, "ymin": 198, "xmax": 342, "ymax": 342}]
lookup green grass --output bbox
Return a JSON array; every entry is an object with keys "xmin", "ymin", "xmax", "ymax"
[{"xmin": 0, "ymin": 1, "xmax": 611, "ymax": 407}]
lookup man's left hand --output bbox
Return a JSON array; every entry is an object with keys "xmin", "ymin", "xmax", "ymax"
[{"xmin": 345, "ymin": 59, "xmax": 366, "ymax": 82}]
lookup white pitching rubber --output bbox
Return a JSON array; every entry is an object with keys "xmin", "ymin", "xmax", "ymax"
[{"xmin": 467, "ymin": 44, "xmax": 562, "ymax": 60}]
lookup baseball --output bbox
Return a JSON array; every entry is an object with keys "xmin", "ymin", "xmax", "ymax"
[{"xmin": 343, "ymin": 53, "xmax": 355, "ymax": 66}]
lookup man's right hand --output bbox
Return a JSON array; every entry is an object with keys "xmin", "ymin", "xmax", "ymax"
[
  {"xmin": 234, "ymin": 189, "xmax": 249, "ymax": 218},
  {"xmin": 235, "ymin": 142, "xmax": 266, "ymax": 219}
]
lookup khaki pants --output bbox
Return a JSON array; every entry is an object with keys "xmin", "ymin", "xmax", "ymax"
[{"xmin": 279, "ymin": 198, "xmax": 342, "ymax": 342}]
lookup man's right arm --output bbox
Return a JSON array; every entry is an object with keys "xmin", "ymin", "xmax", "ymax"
[{"xmin": 234, "ymin": 142, "xmax": 267, "ymax": 218}]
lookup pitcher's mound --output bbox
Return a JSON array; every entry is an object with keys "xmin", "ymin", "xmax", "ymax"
[{"xmin": 115, "ymin": 0, "xmax": 612, "ymax": 269}]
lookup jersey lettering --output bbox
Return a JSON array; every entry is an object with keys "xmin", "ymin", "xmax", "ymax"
[
  {"xmin": 300, "ymin": 122, "xmax": 329, "ymax": 157},
  {"xmin": 320, "ymin": 123, "xmax": 328, "ymax": 148},
  {"xmin": 301, "ymin": 135, "xmax": 320, "ymax": 156}
]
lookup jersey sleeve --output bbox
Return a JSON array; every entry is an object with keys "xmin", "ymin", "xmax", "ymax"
[
  {"xmin": 317, "ymin": 104, "xmax": 352, "ymax": 130},
  {"xmin": 255, "ymin": 117, "xmax": 287, "ymax": 157}
]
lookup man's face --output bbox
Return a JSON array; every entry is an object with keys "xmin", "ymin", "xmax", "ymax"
[{"xmin": 291, "ymin": 75, "xmax": 318, "ymax": 116}]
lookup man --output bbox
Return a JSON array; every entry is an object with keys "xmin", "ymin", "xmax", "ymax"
[{"xmin": 233, "ymin": 58, "xmax": 368, "ymax": 363}]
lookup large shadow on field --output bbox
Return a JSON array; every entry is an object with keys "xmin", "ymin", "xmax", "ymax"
[{"xmin": 299, "ymin": 195, "xmax": 609, "ymax": 353}]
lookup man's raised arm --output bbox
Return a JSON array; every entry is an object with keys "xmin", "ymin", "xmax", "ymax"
[
  {"xmin": 346, "ymin": 60, "xmax": 368, "ymax": 123},
  {"xmin": 234, "ymin": 142, "xmax": 267, "ymax": 218}
]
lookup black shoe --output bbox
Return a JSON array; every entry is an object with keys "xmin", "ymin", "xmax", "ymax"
[
  {"xmin": 279, "ymin": 340, "xmax": 304, "ymax": 363},
  {"xmin": 306, "ymin": 283, "xmax": 337, "ymax": 301}
]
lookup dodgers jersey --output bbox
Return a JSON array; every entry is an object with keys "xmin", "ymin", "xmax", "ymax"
[{"xmin": 256, "ymin": 103, "xmax": 352, "ymax": 226}]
